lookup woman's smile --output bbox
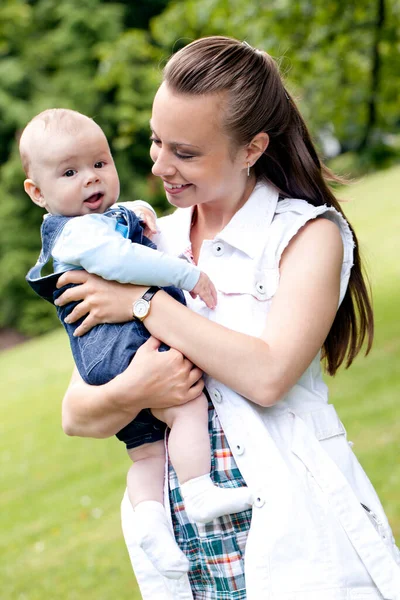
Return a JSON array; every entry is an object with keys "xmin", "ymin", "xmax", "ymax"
[{"xmin": 163, "ymin": 181, "xmax": 193, "ymax": 195}]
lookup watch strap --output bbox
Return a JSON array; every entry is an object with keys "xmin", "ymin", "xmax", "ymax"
[{"xmin": 142, "ymin": 286, "xmax": 161, "ymax": 302}]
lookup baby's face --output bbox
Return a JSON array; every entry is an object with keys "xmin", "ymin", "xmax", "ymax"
[{"xmin": 30, "ymin": 120, "xmax": 120, "ymax": 216}]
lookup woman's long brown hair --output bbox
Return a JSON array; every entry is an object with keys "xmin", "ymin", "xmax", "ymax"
[{"xmin": 163, "ymin": 36, "xmax": 373, "ymax": 375}]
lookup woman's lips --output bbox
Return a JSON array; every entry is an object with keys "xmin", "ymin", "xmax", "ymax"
[
  {"xmin": 163, "ymin": 182, "xmax": 192, "ymax": 195},
  {"xmin": 84, "ymin": 193, "xmax": 104, "ymax": 210}
]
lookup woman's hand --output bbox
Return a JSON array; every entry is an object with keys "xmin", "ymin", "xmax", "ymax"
[
  {"xmin": 55, "ymin": 270, "xmax": 145, "ymax": 337},
  {"xmin": 62, "ymin": 336, "xmax": 205, "ymax": 437},
  {"xmin": 114, "ymin": 336, "xmax": 205, "ymax": 411}
]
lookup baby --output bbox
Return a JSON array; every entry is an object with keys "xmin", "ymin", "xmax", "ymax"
[{"xmin": 22, "ymin": 109, "xmax": 253, "ymax": 579}]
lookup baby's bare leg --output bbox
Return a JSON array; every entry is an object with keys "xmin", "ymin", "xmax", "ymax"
[
  {"xmin": 127, "ymin": 440, "xmax": 165, "ymax": 507},
  {"xmin": 152, "ymin": 393, "xmax": 253, "ymax": 524},
  {"xmin": 152, "ymin": 392, "xmax": 210, "ymax": 483},
  {"xmin": 126, "ymin": 440, "xmax": 189, "ymax": 579}
]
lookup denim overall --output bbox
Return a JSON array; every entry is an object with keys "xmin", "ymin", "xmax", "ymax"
[{"xmin": 26, "ymin": 205, "xmax": 186, "ymax": 448}]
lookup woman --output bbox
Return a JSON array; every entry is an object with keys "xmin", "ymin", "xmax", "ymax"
[{"xmin": 59, "ymin": 37, "xmax": 400, "ymax": 599}]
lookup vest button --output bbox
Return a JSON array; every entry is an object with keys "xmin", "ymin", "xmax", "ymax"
[
  {"xmin": 255, "ymin": 281, "xmax": 266, "ymax": 294},
  {"xmin": 254, "ymin": 495, "xmax": 265, "ymax": 508},
  {"xmin": 212, "ymin": 241, "xmax": 224, "ymax": 256},
  {"xmin": 211, "ymin": 388, "xmax": 222, "ymax": 403},
  {"xmin": 235, "ymin": 443, "xmax": 245, "ymax": 456}
]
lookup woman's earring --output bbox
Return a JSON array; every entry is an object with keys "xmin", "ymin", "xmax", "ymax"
[{"xmin": 247, "ymin": 162, "xmax": 250, "ymax": 177}]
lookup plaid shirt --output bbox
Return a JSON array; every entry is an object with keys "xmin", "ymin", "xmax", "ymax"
[{"xmin": 168, "ymin": 401, "xmax": 252, "ymax": 599}]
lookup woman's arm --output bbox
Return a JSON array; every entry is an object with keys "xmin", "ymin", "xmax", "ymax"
[
  {"xmin": 147, "ymin": 218, "xmax": 342, "ymax": 405},
  {"xmin": 58, "ymin": 218, "xmax": 343, "ymax": 408},
  {"xmin": 62, "ymin": 336, "xmax": 204, "ymax": 438},
  {"xmin": 62, "ymin": 366, "xmax": 129, "ymax": 438}
]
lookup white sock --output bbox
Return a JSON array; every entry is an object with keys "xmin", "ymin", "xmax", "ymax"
[
  {"xmin": 180, "ymin": 474, "xmax": 253, "ymax": 524},
  {"xmin": 133, "ymin": 501, "xmax": 189, "ymax": 579}
]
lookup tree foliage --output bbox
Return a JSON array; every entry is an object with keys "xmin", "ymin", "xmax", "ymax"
[
  {"xmin": 151, "ymin": 0, "xmax": 400, "ymax": 152},
  {"xmin": 0, "ymin": 0, "xmax": 166, "ymax": 335},
  {"xmin": 0, "ymin": 0, "xmax": 399, "ymax": 336}
]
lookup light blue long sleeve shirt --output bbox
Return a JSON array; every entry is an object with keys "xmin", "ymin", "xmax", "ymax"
[{"xmin": 51, "ymin": 212, "xmax": 200, "ymax": 291}]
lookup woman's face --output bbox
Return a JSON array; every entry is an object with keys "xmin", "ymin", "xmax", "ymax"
[{"xmin": 150, "ymin": 83, "xmax": 251, "ymax": 211}]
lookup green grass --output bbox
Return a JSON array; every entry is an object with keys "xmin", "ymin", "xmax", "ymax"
[
  {"xmin": 1, "ymin": 166, "xmax": 399, "ymax": 598},
  {"xmin": 0, "ymin": 333, "xmax": 138, "ymax": 599},
  {"xmin": 329, "ymin": 166, "xmax": 400, "ymax": 528}
]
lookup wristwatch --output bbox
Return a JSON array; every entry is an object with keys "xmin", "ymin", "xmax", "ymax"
[{"xmin": 132, "ymin": 286, "xmax": 161, "ymax": 322}]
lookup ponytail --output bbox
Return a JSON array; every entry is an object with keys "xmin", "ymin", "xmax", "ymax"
[{"xmin": 256, "ymin": 92, "xmax": 374, "ymax": 374}]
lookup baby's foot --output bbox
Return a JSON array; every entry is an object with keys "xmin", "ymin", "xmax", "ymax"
[
  {"xmin": 181, "ymin": 474, "xmax": 253, "ymax": 524},
  {"xmin": 133, "ymin": 501, "xmax": 189, "ymax": 579}
]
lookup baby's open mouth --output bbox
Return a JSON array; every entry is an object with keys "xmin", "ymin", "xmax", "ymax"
[{"xmin": 84, "ymin": 193, "xmax": 104, "ymax": 206}]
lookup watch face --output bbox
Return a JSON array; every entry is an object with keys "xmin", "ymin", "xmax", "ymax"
[{"xmin": 134, "ymin": 299, "xmax": 149, "ymax": 319}]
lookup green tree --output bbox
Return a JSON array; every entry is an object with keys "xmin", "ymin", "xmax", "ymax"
[
  {"xmin": 0, "ymin": 0, "xmax": 162, "ymax": 335},
  {"xmin": 151, "ymin": 0, "xmax": 400, "ymax": 155},
  {"xmin": 1, "ymin": 0, "xmax": 399, "ymax": 337},
  {"xmin": 106, "ymin": 0, "xmax": 170, "ymax": 29}
]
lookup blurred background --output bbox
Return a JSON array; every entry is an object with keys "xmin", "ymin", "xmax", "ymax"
[{"xmin": 0, "ymin": 0, "xmax": 399, "ymax": 598}]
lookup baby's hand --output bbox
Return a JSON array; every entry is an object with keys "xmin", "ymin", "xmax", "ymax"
[
  {"xmin": 132, "ymin": 207, "xmax": 157, "ymax": 237},
  {"xmin": 190, "ymin": 272, "xmax": 218, "ymax": 309}
]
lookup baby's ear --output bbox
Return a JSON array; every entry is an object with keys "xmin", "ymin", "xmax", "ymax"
[{"xmin": 24, "ymin": 179, "xmax": 46, "ymax": 207}]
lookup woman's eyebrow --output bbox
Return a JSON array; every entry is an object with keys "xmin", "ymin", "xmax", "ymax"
[{"xmin": 149, "ymin": 122, "xmax": 201, "ymax": 149}]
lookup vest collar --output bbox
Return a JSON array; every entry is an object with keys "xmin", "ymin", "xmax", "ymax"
[{"xmin": 172, "ymin": 181, "xmax": 279, "ymax": 260}]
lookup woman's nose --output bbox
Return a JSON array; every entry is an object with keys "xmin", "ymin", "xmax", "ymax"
[{"xmin": 151, "ymin": 149, "xmax": 176, "ymax": 178}]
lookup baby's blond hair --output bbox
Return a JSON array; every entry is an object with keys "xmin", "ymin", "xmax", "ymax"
[{"xmin": 19, "ymin": 108, "xmax": 97, "ymax": 177}]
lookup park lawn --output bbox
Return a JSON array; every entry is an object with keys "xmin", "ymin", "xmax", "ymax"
[
  {"xmin": 0, "ymin": 330, "xmax": 138, "ymax": 600},
  {"xmin": 1, "ymin": 165, "xmax": 399, "ymax": 599},
  {"xmin": 329, "ymin": 165, "xmax": 400, "ymax": 526}
]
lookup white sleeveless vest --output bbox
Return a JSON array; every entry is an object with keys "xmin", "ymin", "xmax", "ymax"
[{"xmin": 121, "ymin": 182, "xmax": 400, "ymax": 599}]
